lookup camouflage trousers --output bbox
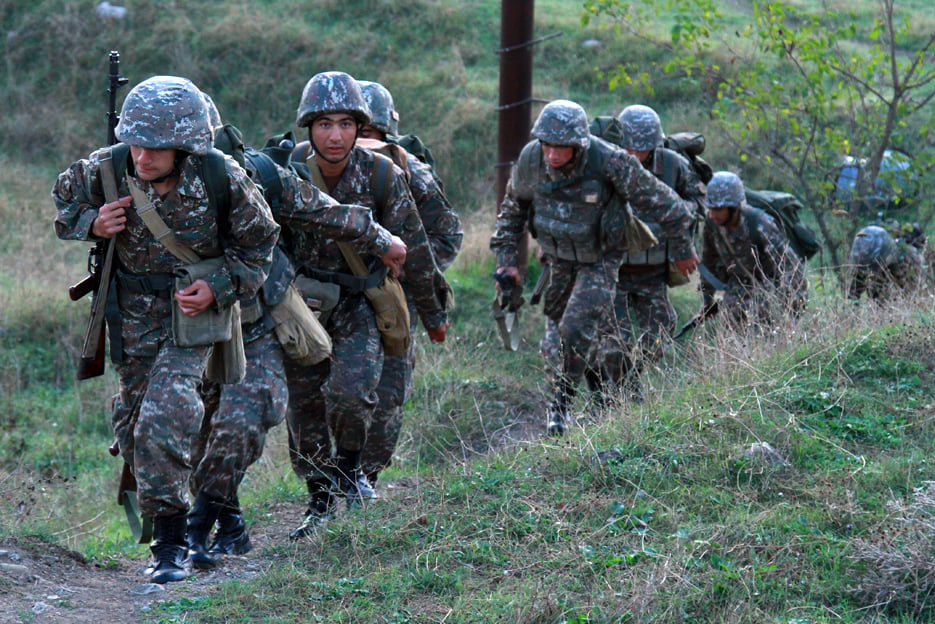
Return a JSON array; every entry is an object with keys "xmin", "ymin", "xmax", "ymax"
[
  {"xmin": 600, "ymin": 263, "xmax": 675, "ymax": 383},
  {"xmin": 541, "ymin": 256, "xmax": 620, "ymax": 392},
  {"xmin": 361, "ymin": 297, "xmax": 418, "ymax": 479},
  {"xmin": 721, "ymin": 278, "xmax": 805, "ymax": 329},
  {"xmin": 191, "ymin": 332, "xmax": 288, "ymax": 501},
  {"xmin": 285, "ymin": 293, "xmax": 383, "ymax": 482},
  {"xmin": 112, "ymin": 341, "xmax": 210, "ymax": 516}
]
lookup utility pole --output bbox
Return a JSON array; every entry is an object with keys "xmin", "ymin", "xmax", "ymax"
[{"xmin": 496, "ymin": 0, "xmax": 535, "ymax": 277}]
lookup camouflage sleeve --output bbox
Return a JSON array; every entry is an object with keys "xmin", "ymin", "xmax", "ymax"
[
  {"xmin": 381, "ymin": 169, "xmax": 447, "ymax": 330},
  {"xmin": 277, "ymin": 166, "xmax": 392, "ymax": 256},
  {"xmin": 700, "ymin": 220, "xmax": 727, "ymax": 306},
  {"xmin": 407, "ymin": 156, "xmax": 462, "ymax": 271},
  {"xmin": 206, "ymin": 159, "xmax": 279, "ymax": 308},
  {"xmin": 489, "ymin": 165, "xmax": 533, "ymax": 268},
  {"xmin": 606, "ymin": 150, "xmax": 696, "ymax": 260},
  {"xmin": 52, "ymin": 150, "xmax": 109, "ymax": 242}
]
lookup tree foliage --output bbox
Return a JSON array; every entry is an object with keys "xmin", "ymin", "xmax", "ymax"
[{"xmin": 583, "ymin": 0, "xmax": 935, "ymax": 275}]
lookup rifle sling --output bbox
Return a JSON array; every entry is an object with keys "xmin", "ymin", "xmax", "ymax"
[{"xmin": 127, "ymin": 181, "xmax": 203, "ymax": 264}]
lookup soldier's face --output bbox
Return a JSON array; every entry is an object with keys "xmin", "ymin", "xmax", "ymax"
[
  {"xmin": 311, "ymin": 114, "xmax": 358, "ymax": 164},
  {"xmin": 708, "ymin": 205, "xmax": 737, "ymax": 227},
  {"xmin": 625, "ymin": 148, "xmax": 651, "ymax": 165},
  {"xmin": 358, "ymin": 125, "xmax": 384, "ymax": 140},
  {"xmin": 541, "ymin": 143, "xmax": 575, "ymax": 169},
  {"xmin": 130, "ymin": 146, "xmax": 177, "ymax": 181}
]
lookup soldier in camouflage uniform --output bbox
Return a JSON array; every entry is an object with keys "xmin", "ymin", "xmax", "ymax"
[
  {"xmin": 847, "ymin": 224, "xmax": 924, "ymax": 301},
  {"xmin": 356, "ymin": 79, "xmax": 462, "ymax": 486},
  {"xmin": 52, "ymin": 76, "xmax": 279, "ymax": 583},
  {"xmin": 186, "ymin": 94, "xmax": 407, "ymax": 569},
  {"xmin": 490, "ymin": 99, "xmax": 698, "ymax": 436},
  {"xmin": 285, "ymin": 71, "xmax": 449, "ymax": 539},
  {"xmin": 700, "ymin": 171, "xmax": 807, "ymax": 327},
  {"xmin": 601, "ymin": 104, "xmax": 706, "ymax": 396}
]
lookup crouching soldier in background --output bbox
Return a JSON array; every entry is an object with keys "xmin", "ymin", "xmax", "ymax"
[
  {"xmin": 52, "ymin": 76, "xmax": 279, "ymax": 583},
  {"xmin": 847, "ymin": 224, "xmax": 924, "ymax": 302},
  {"xmin": 699, "ymin": 171, "xmax": 807, "ymax": 329}
]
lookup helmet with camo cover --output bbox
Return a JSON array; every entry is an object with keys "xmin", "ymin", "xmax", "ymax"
[
  {"xmin": 115, "ymin": 76, "xmax": 213, "ymax": 155},
  {"xmin": 618, "ymin": 104, "xmax": 664, "ymax": 151},
  {"xmin": 706, "ymin": 171, "xmax": 747, "ymax": 209},
  {"xmin": 531, "ymin": 99, "xmax": 590, "ymax": 150},
  {"xmin": 358, "ymin": 80, "xmax": 399, "ymax": 136},
  {"xmin": 849, "ymin": 225, "xmax": 895, "ymax": 268},
  {"xmin": 201, "ymin": 91, "xmax": 223, "ymax": 134},
  {"xmin": 296, "ymin": 71, "xmax": 371, "ymax": 128}
]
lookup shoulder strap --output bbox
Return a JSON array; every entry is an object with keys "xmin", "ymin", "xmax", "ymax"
[
  {"xmin": 370, "ymin": 151, "xmax": 394, "ymax": 216},
  {"xmin": 126, "ymin": 181, "xmax": 202, "ymax": 264},
  {"xmin": 201, "ymin": 148, "xmax": 231, "ymax": 236},
  {"xmin": 244, "ymin": 148, "xmax": 284, "ymax": 216}
]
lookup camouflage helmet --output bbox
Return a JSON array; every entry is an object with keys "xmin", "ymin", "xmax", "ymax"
[
  {"xmin": 115, "ymin": 76, "xmax": 213, "ymax": 155},
  {"xmin": 200, "ymin": 91, "xmax": 223, "ymax": 134},
  {"xmin": 706, "ymin": 171, "xmax": 746, "ymax": 209},
  {"xmin": 296, "ymin": 71, "xmax": 371, "ymax": 128},
  {"xmin": 618, "ymin": 104, "xmax": 664, "ymax": 151},
  {"xmin": 849, "ymin": 225, "xmax": 895, "ymax": 268},
  {"xmin": 358, "ymin": 80, "xmax": 399, "ymax": 136},
  {"xmin": 531, "ymin": 99, "xmax": 590, "ymax": 150}
]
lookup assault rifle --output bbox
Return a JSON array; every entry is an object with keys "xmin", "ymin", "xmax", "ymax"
[{"xmin": 69, "ymin": 50, "xmax": 127, "ymax": 380}]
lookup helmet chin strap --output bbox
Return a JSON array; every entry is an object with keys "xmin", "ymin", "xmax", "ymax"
[{"xmin": 148, "ymin": 152, "xmax": 185, "ymax": 184}]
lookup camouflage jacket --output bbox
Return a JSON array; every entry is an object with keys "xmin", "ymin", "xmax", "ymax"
[
  {"xmin": 490, "ymin": 137, "xmax": 697, "ymax": 269},
  {"xmin": 287, "ymin": 146, "xmax": 447, "ymax": 330},
  {"xmin": 53, "ymin": 149, "xmax": 278, "ymax": 310},
  {"xmin": 406, "ymin": 154, "xmax": 462, "ymax": 272},
  {"xmin": 700, "ymin": 205, "xmax": 806, "ymax": 308},
  {"xmin": 622, "ymin": 146, "xmax": 707, "ymax": 265}
]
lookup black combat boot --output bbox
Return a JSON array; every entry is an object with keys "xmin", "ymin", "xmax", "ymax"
[
  {"xmin": 149, "ymin": 512, "xmax": 192, "ymax": 584},
  {"xmin": 547, "ymin": 380, "xmax": 574, "ymax": 437},
  {"xmin": 333, "ymin": 448, "xmax": 377, "ymax": 509},
  {"xmin": 186, "ymin": 492, "xmax": 221, "ymax": 570},
  {"xmin": 208, "ymin": 494, "xmax": 251, "ymax": 556},
  {"xmin": 289, "ymin": 479, "xmax": 336, "ymax": 540}
]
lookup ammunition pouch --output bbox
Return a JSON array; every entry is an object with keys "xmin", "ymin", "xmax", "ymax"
[
  {"xmin": 294, "ymin": 273, "xmax": 342, "ymax": 325},
  {"xmin": 365, "ymin": 274, "xmax": 411, "ymax": 357},
  {"xmin": 268, "ymin": 282, "xmax": 332, "ymax": 366},
  {"xmin": 172, "ymin": 256, "xmax": 245, "ymax": 384}
]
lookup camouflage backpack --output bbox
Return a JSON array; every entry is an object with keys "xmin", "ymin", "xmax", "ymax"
[{"xmin": 744, "ymin": 189, "xmax": 821, "ymax": 260}]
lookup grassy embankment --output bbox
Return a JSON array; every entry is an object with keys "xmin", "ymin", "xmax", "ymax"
[{"xmin": 3, "ymin": 1, "xmax": 935, "ymax": 622}]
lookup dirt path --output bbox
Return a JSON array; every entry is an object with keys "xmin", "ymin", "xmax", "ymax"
[{"xmin": 0, "ymin": 501, "xmax": 300, "ymax": 624}]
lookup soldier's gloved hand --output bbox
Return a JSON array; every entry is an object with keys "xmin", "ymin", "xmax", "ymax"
[
  {"xmin": 381, "ymin": 235, "xmax": 407, "ymax": 277},
  {"xmin": 427, "ymin": 321, "xmax": 450, "ymax": 344}
]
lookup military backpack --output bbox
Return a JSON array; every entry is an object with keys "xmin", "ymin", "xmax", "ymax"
[{"xmin": 744, "ymin": 189, "xmax": 821, "ymax": 260}]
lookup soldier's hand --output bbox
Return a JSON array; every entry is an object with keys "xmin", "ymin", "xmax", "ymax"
[
  {"xmin": 175, "ymin": 279, "xmax": 216, "ymax": 316},
  {"xmin": 427, "ymin": 321, "xmax": 449, "ymax": 344},
  {"xmin": 494, "ymin": 266, "xmax": 521, "ymax": 292},
  {"xmin": 381, "ymin": 235, "xmax": 407, "ymax": 277},
  {"xmin": 674, "ymin": 253, "xmax": 699, "ymax": 277},
  {"xmin": 92, "ymin": 196, "xmax": 131, "ymax": 238}
]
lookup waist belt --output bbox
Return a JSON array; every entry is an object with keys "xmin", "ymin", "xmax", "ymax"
[
  {"xmin": 298, "ymin": 265, "xmax": 388, "ymax": 294},
  {"xmin": 117, "ymin": 270, "xmax": 174, "ymax": 296},
  {"xmin": 619, "ymin": 263, "xmax": 665, "ymax": 274}
]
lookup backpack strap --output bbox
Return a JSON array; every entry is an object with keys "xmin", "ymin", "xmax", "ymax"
[
  {"xmin": 370, "ymin": 151, "xmax": 395, "ymax": 217},
  {"xmin": 244, "ymin": 148, "xmax": 284, "ymax": 217}
]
